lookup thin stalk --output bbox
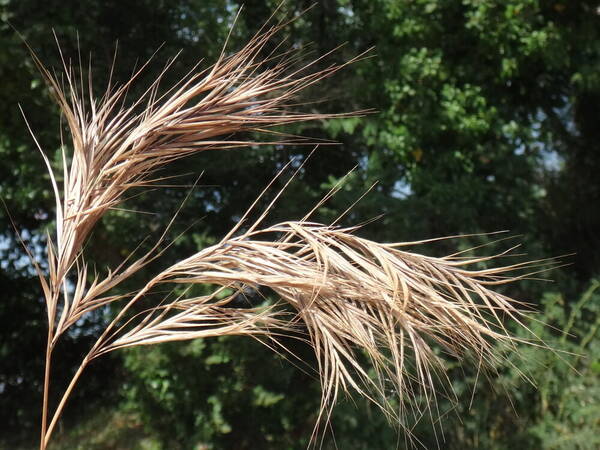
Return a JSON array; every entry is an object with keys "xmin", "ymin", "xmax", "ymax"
[
  {"xmin": 40, "ymin": 328, "xmax": 53, "ymax": 450},
  {"xmin": 44, "ymin": 356, "xmax": 89, "ymax": 448},
  {"xmin": 43, "ymin": 279, "xmax": 160, "ymax": 447}
]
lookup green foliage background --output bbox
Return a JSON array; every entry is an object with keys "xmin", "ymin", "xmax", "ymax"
[{"xmin": 1, "ymin": 0, "xmax": 598, "ymax": 448}]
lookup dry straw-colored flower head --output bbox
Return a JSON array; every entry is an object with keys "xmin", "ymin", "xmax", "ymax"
[
  {"xmin": 23, "ymin": 9, "xmax": 552, "ymax": 450},
  {"xmin": 101, "ymin": 219, "xmax": 550, "ymax": 432},
  {"xmin": 26, "ymin": 12, "xmax": 367, "ymax": 341}
]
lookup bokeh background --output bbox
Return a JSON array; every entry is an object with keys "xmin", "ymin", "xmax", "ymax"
[{"xmin": 1, "ymin": 1, "xmax": 598, "ymax": 448}]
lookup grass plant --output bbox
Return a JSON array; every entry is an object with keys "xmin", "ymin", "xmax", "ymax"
[{"xmin": 18, "ymin": 10, "xmax": 552, "ymax": 449}]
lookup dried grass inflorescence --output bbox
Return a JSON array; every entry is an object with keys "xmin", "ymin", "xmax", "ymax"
[{"xmin": 24, "ymin": 11, "xmax": 550, "ymax": 450}]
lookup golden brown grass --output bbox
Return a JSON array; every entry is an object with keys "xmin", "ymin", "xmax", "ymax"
[{"xmin": 21, "ymin": 10, "xmax": 553, "ymax": 450}]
